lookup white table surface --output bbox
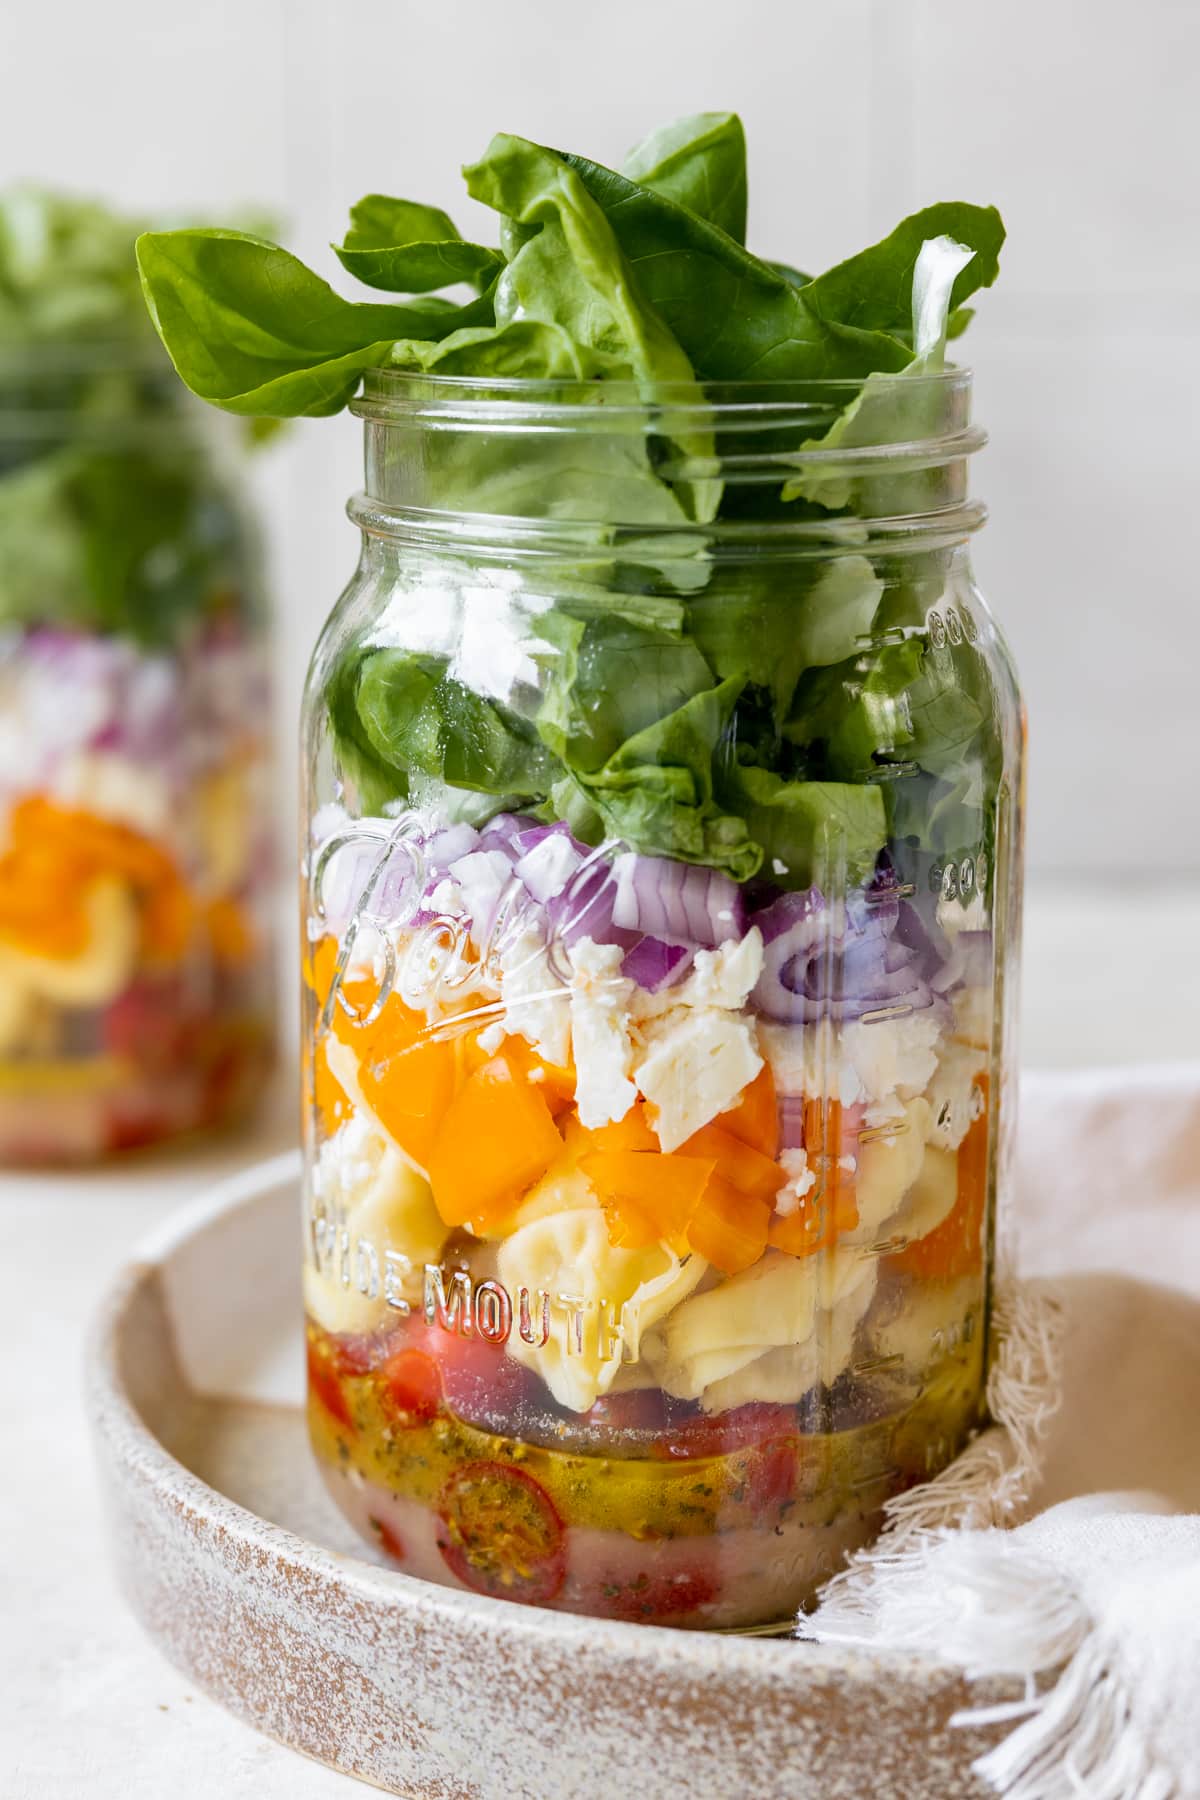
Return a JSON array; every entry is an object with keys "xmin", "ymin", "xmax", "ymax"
[{"xmin": 3, "ymin": 880, "xmax": 1198, "ymax": 1798}]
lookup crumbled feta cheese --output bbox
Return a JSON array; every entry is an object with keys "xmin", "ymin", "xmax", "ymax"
[
  {"xmin": 924, "ymin": 1039, "xmax": 988, "ymax": 1151},
  {"xmin": 631, "ymin": 928, "xmax": 763, "ymax": 1020},
  {"xmin": 426, "ymin": 877, "xmax": 465, "ymax": 916},
  {"xmin": 953, "ymin": 984, "xmax": 992, "ymax": 1050},
  {"xmin": 568, "ymin": 937, "xmax": 637, "ymax": 1127},
  {"xmin": 635, "ymin": 1009, "xmax": 762, "ymax": 1151},
  {"xmin": 758, "ymin": 1019, "xmax": 864, "ymax": 1108},
  {"xmin": 500, "ymin": 924, "xmax": 571, "ymax": 1067},
  {"xmin": 476, "ymin": 1021, "xmax": 506, "ymax": 1055},
  {"xmin": 447, "ymin": 849, "xmax": 516, "ymax": 949},
  {"xmin": 513, "ymin": 832, "xmax": 581, "ymax": 900},
  {"xmin": 841, "ymin": 1009, "xmax": 943, "ymax": 1106},
  {"xmin": 773, "ymin": 1147, "xmax": 817, "ymax": 1218},
  {"xmin": 936, "ymin": 889, "xmax": 989, "ymax": 939}
]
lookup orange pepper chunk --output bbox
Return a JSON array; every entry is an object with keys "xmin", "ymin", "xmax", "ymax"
[
  {"xmin": 426, "ymin": 1052, "xmax": 564, "ymax": 1230},
  {"xmin": 768, "ymin": 1096, "xmax": 860, "ymax": 1259},
  {"xmin": 308, "ymin": 1037, "xmax": 350, "ymax": 1137},
  {"xmin": 361, "ymin": 1030, "xmax": 461, "ymax": 1171},
  {"xmin": 678, "ymin": 1122, "xmax": 786, "ymax": 1203},
  {"xmin": 497, "ymin": 1035, "xmax": 577, "ymax": 1116},
  {"xmin": 562, "ymin": 1102, "xmax": 660, "ymax": 1158},
  {"xmin": 888, "ymin": 1076, "xmax": 989, "ymax": 1282},
  {"xmin": 579, "ymin": 1149, "xmax": 715, "ymax": 1251},
  {"xmin": 718, "ymin": 1063, "xmax": 780, "ymax": 1159},
  {"xmin": 687, "ymin": 1174, "xmax": 771, "ymax": 1275}
]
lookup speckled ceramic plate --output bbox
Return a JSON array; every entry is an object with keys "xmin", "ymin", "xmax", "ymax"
[{"xmin": 88, "ymin": 1155, "xmax": 1011, "ymax": 1798}]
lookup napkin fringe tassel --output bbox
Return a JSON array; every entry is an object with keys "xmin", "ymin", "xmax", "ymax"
[{"xmin": 796, "ymin": 1282, "xmax": 1170, "ymax": 1800}]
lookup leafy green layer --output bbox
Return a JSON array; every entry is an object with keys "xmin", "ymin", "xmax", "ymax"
[
  {"xmin": 0, "ymin": 189, "xmax": 266, "ymax": 643},
  {"xmin": 133, "ymin": 115, "xmax": 1005, "ymax": 883}
]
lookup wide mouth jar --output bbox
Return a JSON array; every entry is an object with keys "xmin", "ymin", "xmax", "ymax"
[{"xmin": 302, "ymin": 364, "xmax": 1020, "ymax": 1630}]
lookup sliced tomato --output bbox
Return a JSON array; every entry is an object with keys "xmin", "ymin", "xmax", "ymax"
[
  {"xmin": 593, "ymin": 1562, "xmax": 721, "ymax": 1623},
  {"xmin": 436, "ymin": 1461, "xmax": 566, "ymax": 1605},
  {"xmin": 368, "ymin": 1515, "xmax": 407, "ymax": 1563},
  {"xmin": 379, "ymin": 1347, "xmax": 441, "ymax": 1424},
  {"xmin": 306, "ymin": 1340, "xmax": 354, "ymax": 1431},
  {"xmin": 651, "ymin": 1401, "xmax": 799, "ymax": 1462}
]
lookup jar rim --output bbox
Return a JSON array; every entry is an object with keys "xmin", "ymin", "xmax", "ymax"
[{"xmin": 354, "ymin": 364, "xmax": 972, "ymax": 425}]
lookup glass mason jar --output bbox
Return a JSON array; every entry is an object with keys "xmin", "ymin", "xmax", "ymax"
[
  {"xmin": 0, "ymin": 347, "xmax": 276, "ymax": 1162},
  {"xmin": 301, "ymin": 370, "xmax": 1023, "ymax": 1630}
]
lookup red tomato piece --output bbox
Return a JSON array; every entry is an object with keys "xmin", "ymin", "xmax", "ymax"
[
  {"xmin": 436, "ymin": 1461, "xmax": 566, "ymax": 1605},
  {"xmin": 379, "ymin": 1347, "xmax": 441, "ymax": 1424},
  {"xmin": 368, "ymin": 1515, "xmax": 406, "ymax": 1563},
  {"xmin": 306, "ymin": 1341, "xmax": 354, "ymax": 1431},
  {"xmin": 594, "ymin": 1563, "xmax": 722, "ymax": 1623}
]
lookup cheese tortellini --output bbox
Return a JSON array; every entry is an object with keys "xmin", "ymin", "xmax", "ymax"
[
  {"xmin": 496, "ymin": 1208, "xmax": 707, "ymax": 1412},
  {"xmin": 644, "ymin": 1247, "xmax": 878, "ymax": 1414},
  {"xmin": 304, "ymin": 1111, "xmax": 449, "ymax": 1336},
  {"xmin": 843, "ymin": 1097, "xmax": 930, "ymax": 1246}
]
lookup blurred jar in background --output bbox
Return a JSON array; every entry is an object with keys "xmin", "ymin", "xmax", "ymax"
[{"xmin": 0, "ymin": 191, "xmax": 276, "ymax": 1162}]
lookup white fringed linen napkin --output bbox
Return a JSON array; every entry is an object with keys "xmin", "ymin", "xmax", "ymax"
[{"xmin": 802, "ymin": 1066, "xmax": 1200, "ymax": 1800}]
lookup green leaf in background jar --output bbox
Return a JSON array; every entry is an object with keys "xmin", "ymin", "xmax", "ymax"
[
  {"xmin": 334, "ymin": 193, "xmax": 503, "ymax": 294},
  {"xmin": 356, "ymin": 647, "xmax": 557, "ymax": 799},
  {"xmin": 719, "ymin": 763, "xmax": 887, "ymax": 889},
  {"xmin": 135, "ymin": 229, "xmax": 494, "ymax": 417},
  {"xmin": 621, "ymin": 112, "xmax": 748, "ymax": 244}
]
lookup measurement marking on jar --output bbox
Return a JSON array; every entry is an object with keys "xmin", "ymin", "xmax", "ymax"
[
  {"xmin": 857, "ymin": 1119, "xmax": 910, "ymax": 1145},
  {"xmin": 859, "ymin": 1235, "xmax": 911, "ymax": 1260},
  {"xmin": 859, "ymin": 1002, "xmax": 915, "ymax": 1025},
  {"xmin": 852, "ymin": 1351, "xmax": 905, "ymax": 1376},
  {"xmin": 862, "ymin": 882, "xmax": 916, "ymax": 904}
]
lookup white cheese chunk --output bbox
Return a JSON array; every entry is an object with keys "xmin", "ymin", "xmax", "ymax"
[
  {"xmin": 499, "ymin": 924, "xmax": 571, "ymax": 1067},
  {"xmin": 635, "ymin": 1008, "xmax": 762, "ymax": 1150},
  {"xmin": 567, "ymin": 937, "xmax": 637, "ymax": 1127}
]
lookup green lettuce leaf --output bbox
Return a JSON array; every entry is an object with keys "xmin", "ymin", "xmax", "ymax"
[
  {"xmin": 621, "ymin": 112, "xmax": 748, "ymax": 243},
  {"xmin": 334, "ymin": 194, "xmax": 503, "ymax": 294},
  {"xmin": 135, "ymin": 228, "xmax": 493, "ymax": 417}
]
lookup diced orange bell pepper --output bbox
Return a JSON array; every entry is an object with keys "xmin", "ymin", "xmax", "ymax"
[
  {"xmin": 498, "ymin": 1035, "xmax": 577, "ymax": 1116},
  {"xmin": 889, "ymin": 1077, "xmax": 989, "ymax": 1282},
  {"xmin": 718, "ymin": 1063, "xmax": 780, "ymax": 1159},
  {"xmin": 205, "ymin": 896, "xmax": 255, "ymax": 966},
  {"xmin": 579, "ymin": 1149, "xmax": 715, "ymax": 1251},
  {"xmin": 360, "ymin": 1030, "xmax": 461, "ymax": 1171},
  {"xmin": 687, "ymin": 1174, "xmax": 771, "ymax": 1275},
  {"xmin": 308, "ymin": 1037, "xmax": 350, "ymax": 1137},
  {"xmin": 426, "ymin": 1052, "xmax": 565, "ymax": 1230},
  {"xmin": 679, "ymin": 1122, "xmax": 786, "ymax": 1203},
  {"xmin": 768, "ymin": 1096, "xmax": 861, "ymax": 1259},
  {"xmin": 562, "ymin": 1101, "xmax": 660, "ymax": 1158}
]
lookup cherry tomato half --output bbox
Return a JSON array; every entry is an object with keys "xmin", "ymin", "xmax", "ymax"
[{"xmin": 436, "ymin": 1461, "xmax": 566, "ymax": 1606}]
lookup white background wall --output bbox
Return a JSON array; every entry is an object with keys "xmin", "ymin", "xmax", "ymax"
[{"xmin": 3, "ymin": 0, "xmax": 1198, "ymax": 880}]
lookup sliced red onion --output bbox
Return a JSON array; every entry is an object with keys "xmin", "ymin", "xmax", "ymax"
[
  {"xmin": 750, "ymin": 885, "xmax": 934, "ymax": 1024},
  {"xmin": 611, "ymin": 851, "xmax": 744, "ymax": 948},
  {"xmin": 545, "ymin": 860, "xmax": 640, "ymax": 951},
  {"xmin": 621, "ymin": 937, "xmax": 692, "ymax": 991}
]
